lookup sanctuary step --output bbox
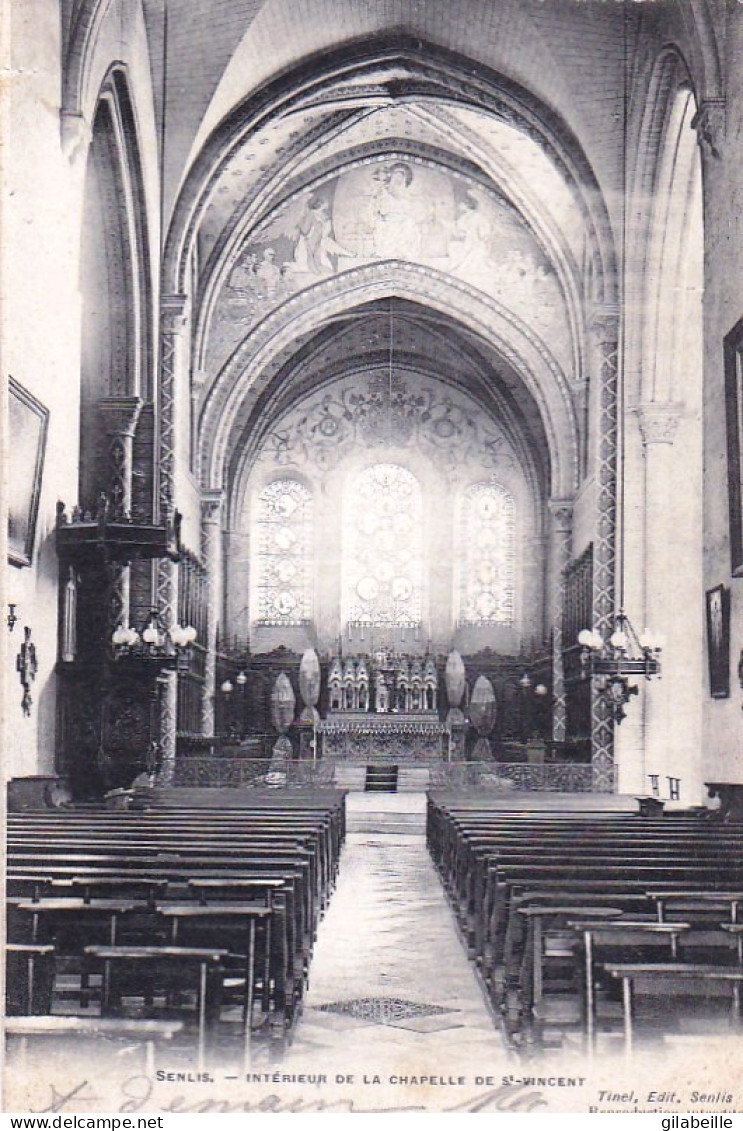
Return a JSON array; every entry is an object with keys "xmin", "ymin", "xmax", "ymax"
[
  {"xmin": 346, "ymin": 792, "xmax": 427, "ymax": 834},
  {"xmin": 365, "ymin": 765, "xmax": 399, "ymax": 792},
  {"xmin": 397, "ymin": 767, "xmax": 431, "ymax": 791},
  {"xmin": 333, "ymin": 766, "xmax": 366, "ymax": 791}
]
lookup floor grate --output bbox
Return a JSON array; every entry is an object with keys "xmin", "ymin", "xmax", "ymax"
[{"xmin": 317, "ymin": 997, "xmax": 453, "ymax": 1024}]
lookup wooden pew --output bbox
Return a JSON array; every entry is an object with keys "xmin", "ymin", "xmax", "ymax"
[
  {"xmin": 6, "ymin": 794, "xmax": 345, "ymax": 1054},
  {"xmin": 426, "ymin": 794, "xmax": 743, "ymax": 1051}
]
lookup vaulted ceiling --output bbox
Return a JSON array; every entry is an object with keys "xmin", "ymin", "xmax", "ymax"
[{"xmin": 65, "ymin": 0, "xmax": 713, "ymax": 510}]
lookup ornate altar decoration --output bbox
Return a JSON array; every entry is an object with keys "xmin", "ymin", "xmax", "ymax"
[
  {"xmin": 297, "ymin": 648, "xmax": 321, "ymax": 759},
  {"xmin": 271, "ymin": 672, "xmax": 296, "ymax": 764},
  {"xmin": 327, "ymin": 649, "xmax": 437, "ymax": 713},
  {"xmin": 470, "ymin": 674, "xmax": 498, "ymax": 759},
  {"xmin": 445, "ymin": 649, "xmax": 467, "ymax": 760},
  {"xmin": 319, "ymin": 649, "xmax": 445, "ymax": 760}
]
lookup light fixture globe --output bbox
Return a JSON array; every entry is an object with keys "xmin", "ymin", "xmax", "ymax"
[
  {"xmin": 142, "ymin": 613, "xmax": 162, "ymax": 647},
  {"xmin": 170, "ymin": 623, "xmax": 197, "ymax": 649},
  {"xmin": 111, "ymin": 624, "xmax": 140, "ymax": 652}
]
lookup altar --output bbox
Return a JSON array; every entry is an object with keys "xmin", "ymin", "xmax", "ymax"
[
  {"xmin": 320, "ymin": 649, "xmax": 448, "ymax": 760},
  {"xmin": 317, "ymin": 712, "xmax": 448, "ymax": 761}
]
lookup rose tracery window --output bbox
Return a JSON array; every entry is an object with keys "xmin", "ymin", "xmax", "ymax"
[
  {"xmin": 254, "ymin": 479, "xmax": 313, "ymax": 624},
  {"xmin": 458, "ymin": 481, "xmax": 515, "ymax": 625},
  {"xmin": 343, "ymin": 463, "xmax": 423, "ymax": 626}
]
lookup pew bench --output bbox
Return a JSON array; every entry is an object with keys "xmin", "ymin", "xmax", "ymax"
[
  {"xmin": 566, "ymin": 918, "xmax": 694, "ymax": 1049},
  {"xmin": 603, "ymin": 962, "xmax": 743, "ymax": 1053},
  {"xmin": 84, "ymin": 944, "xmax": 231, "ymax": 1069},
  {"xmin": 5, "ymin": 1015, "xmax": 184, "ymax": 1075}
]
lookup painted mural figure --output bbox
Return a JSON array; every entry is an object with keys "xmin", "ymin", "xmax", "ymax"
[
  {"xmin": 230, "ymin": 252, "xmax": 258, "ymax": 290},
  {"xmin": 449, "ymin": 192, "xmax": 493, "ymax": 279},
  {"xmin": 292, "ymin": 198, "xmax": 353, "ymax": 277},
  {"xmin": 256, "ymin": 247, "xmax": 283, "ymax": 297},
  {"xmin": 373, "ymin": 162, "xmax": 421, "ymax": 260}
]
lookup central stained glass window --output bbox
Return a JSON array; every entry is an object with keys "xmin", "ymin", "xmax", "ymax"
[{"xmin": 343, "ymin": 463, "xmax": 423, "ymax": 625}]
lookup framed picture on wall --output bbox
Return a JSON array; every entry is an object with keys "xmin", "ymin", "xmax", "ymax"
[
  {"xmin": 724, "ymin": 316, "xmax": 743, "ymax": 576},
  {"xmin": 8, "ymin": 377, "xmax": 49, "ymax": 568},
  {"xmin": 705, "ymin": 583, "xmax": 731, "ymax": 698}
]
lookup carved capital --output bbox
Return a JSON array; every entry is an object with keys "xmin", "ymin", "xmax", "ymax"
[
  {"xmin": 201, "ymin": 488, "xmax": 224, "ymax": 526},
  {"xmin": 98, "ymin": 396, "xmax": 143, "ymax": 438},
  {"xmin": 635, "ymin": 402, "xmax": 685, "ymax": 446},
  {"xmin": 60, "ymin": 110, "xmax": 91, "ymax": 164},
  {"xmin": 161, "ymin": 294, "xmax": 189, "ymax": 333},
  {"xmin": 590, "ymin": 305, "xmax": 620, "ymax": 343},
  {"xmin": 692, "ymin": 99, "xmax": 726, "ymax": 159},
  {"xmin": 548, "ymin": 497, "xmax": 574, "ymax": 534}
]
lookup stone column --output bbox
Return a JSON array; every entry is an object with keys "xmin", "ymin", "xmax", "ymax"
[
  {"xmin": 637, "ymin": 403, "xmax": 686, "ymax": 796},
  {"xmin": 522, "ymin": 531, "xmax": 547, "ymax": 650},
  {"xmin": 98, "ymin": 397, "xmax": 143, "ymax": 634},
  {"xmin": 590, "ymin": 308, "xmax": 619, "ymax": 792},
  {"xmin": 547, "ymin": 500, "xmax": 573, "ymax": 744},
  {"xmin": 156, "ymin": 295, "xmax": 188, "ymax": 784},
  {"xmin": 201, "ymin": 489, "xmax": 224, "ymax": 736}
]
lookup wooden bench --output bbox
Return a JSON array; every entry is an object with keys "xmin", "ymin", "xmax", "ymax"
[
  {"xmin": 85, "ymin": 944, "xmax": 231, "ymax": 1069},
  {"xmin": 6, "ymin": 944, "xmax": 55, "ymax": 1015},
  {"xmin": 426, "ymin": 794, "xmax": 743, "ymax": 1052},
  {"xmin": 6, "ymin": 796, "xmax": 345, "ymax": 1056},
  {"xmin": 566, "ymin": 918, "xmax": 694, "ymax": 1048},
  {"xmin": 603, "ymin": 962, "xmax": 743, "ymax": 1053},
  {"xmin": 5, "ymin": 1015, "xmax": 183, "ymax": 1075}
]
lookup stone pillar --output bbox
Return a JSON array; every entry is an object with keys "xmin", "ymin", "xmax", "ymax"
[
  {"xmin": 590, "ymin": 308, "xmax": 619, "ymax": 792},
  {"xmin": 201, "ymin": 489, "xmax": 224, "ymax": 736},
  {"xmin": 547, "ymin": 499, "xmax": 573, "ymax": 743},
  {"xmin": 99, "ymin": 397, "xmax": 143, "ymax": 634},
  {"xmin": 522, "ymin": 531, "xmax": 547, "ymax": 650},
  {"xmin": 637, "ymin": 403, "xmax": 687, "ymax": 797},
  {"xmin": 156, "ymin": 295, "xmax": 188, "ymax": 784}
]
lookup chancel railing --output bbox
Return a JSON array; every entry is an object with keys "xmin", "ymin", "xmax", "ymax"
[{"xmin": 167, "ymin": 757, "xmax": 605, "ymax": 792}]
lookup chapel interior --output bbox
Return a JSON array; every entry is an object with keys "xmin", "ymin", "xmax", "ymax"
[{"xmin": 3, "ymin": 0, "xmax": 743, "ymax": 1095}]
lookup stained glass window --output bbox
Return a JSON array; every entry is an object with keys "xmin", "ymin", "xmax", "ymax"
[
  {"xmin": 254, "ymin": 479, "xmax": 313, "ymax": 624},
  {"xmin": 458, "ymin": 481, "xmax": 515, "ymax": 625},
  {"xmin": 343, "ymin": 463, "xmax": 423, "ymax": 626}
]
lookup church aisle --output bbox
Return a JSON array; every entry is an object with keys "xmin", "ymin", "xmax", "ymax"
[{"xmin": 265, "ymin": 829, "xmax": 510, "ymax": 1081}]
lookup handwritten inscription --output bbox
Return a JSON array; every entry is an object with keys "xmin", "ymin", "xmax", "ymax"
[{"xmin": 34, "ymin": 1077, "xmax": 548, "ymax": 1115}]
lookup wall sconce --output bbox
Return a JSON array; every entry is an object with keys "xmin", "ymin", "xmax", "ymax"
[
  {"xmin": 112, "ymin": 610, "xmax": 197, "ymax": 671},
  {"xmin": 221, "ymin": 679, "xmax": 234, "ymax": 695},
  {"xmin": 518, "ymin": 674, "xmax": 548, "ymax": 697},
  {"xmin": 236, "ymin": 670, "xmax": 247, "ymax": 687},
  {"xmin": 7, "ymin": 604, "xmax": 18, "ymax": 632},
  {"xmin": 16, "ymin": 626, "xmax": 38, "ymax": 715}
]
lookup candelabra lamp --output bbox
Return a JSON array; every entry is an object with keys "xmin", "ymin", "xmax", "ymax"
[
  {"xmin": 578, "ymin": 610, "xmax": 662, "ymax": 723},
  {"xmin": 111, "ymin": 611, "xmax": 197, "ymax": 672}
]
